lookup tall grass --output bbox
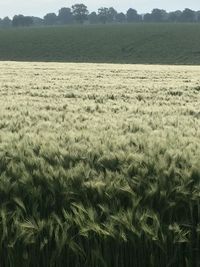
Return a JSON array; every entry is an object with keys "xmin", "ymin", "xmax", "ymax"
[{"xmin": 0, "ymin": 62, "xmax": 200, "ymax": 266}]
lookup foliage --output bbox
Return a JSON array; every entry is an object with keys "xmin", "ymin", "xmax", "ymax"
[
  {"xmin": 126, "ymin": 9, "xmax": 142, "ymax": 23},
  {"xmin": 98, "ymin": 7, "xmax": 117, "ymax": 24},
  {"xmin": 72, "ymin": 4, "xmax": 89, "ymax": 24},
  {"xmin": 58, "ymin": 8, "xmax": 73, "ymax": 24},
  {"xmin": 1, "ymin": 6, "xmax": 200, "ymax": 28},
  {"xmin": 43, "ymin": 13, "xmax": 58, "ymax": 25},
  {"xmin": 0, "ymin": 62, "xmax": 199, "ymax": 266},
  {"xmin": 116, "ymin": 13, "xmax": 126, "ymax": 23},
  {"xmin": 98, "ymin": 8, "xmax": 110, "ymax": 24},
  {"xmin": 0, "ymin": 17, "xmax": 12, "ymax": 28},
  {"xmin": 12, "ymin": 15, "xmax": 33, "ymax": 27},
  {"xmin": 180, "ymin": 8, "xmax": 196, "ymax": 22},
  {"xmin": 88, "ymin": 12, "xmax": 99, "ymax": 24}
]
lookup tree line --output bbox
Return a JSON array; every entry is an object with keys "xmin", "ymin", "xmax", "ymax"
[{"xmin": 1, "ymin": 4, "xmax": 200, "ymax": 28}]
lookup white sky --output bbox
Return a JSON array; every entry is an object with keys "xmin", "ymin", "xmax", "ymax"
[{"xmin": 0, "ymin": 0, "xmax": 199, "ymax": 18}]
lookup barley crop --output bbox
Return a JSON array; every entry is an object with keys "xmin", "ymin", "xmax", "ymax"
[{"xmin": 0, "ymin": 62, "xmax": 200, "ymax": 266}]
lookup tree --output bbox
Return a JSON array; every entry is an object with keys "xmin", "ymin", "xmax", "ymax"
[
  {"xmin": 43, "ymin": 13, "xmax": 58, "ymax": 25},
  {"xmin": 98, "ymin": 8, "xmax": 109, "ymax": 24},
  {"xmin": 1, "ymin": 17, "xmax": 12, "ymax": 27},
  {"xmin": 150, "ymin": 9, "xmax": 167, "ymax": 22},
  {"xmin": 88, "ymin": 12, "xmax": 99, "ymax": 24},
  {"xmin": 167, "ymin": 11, "xmax": 182, "ymax": 22},
  {"xmin": 58, "ymin": 7, "xmax": 73, "ymax": 24},
  {"xmin": 12, "ymin": 15, "xmax": 24, "ymax": 27},
  {"xmin": 143, "ymin": 13, "xmax": 152, "ymax": 22},
  {"xmin": 32, "ymin": 17, "xmax": 44, "ymax": 26},
  {"xmin": 107, "ymin": 7, "xmax": 117, "ymax": 23},
  {"xmin": 180, "ymin": 8, "xmax": 195, "ymax": 22},
  {"xmin": 12, "ymin": 15, "xmax": 33, "ymax": 27},
  {"xmin": 116, "ymin": 12, "xmax": 126, "ymax": 23},
  {"xmin": 72, "ymin": 4, "xmax": 88, "ymax": 24},
  {"xmin": 126, "ymin": 9, "xmax": 142, "ymax": 22},
  {"xmin": 196, "ymin": 11, "xmax": 200, "ymax": 22}
]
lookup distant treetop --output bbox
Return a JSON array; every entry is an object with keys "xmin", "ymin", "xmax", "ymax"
[{"xmin": 0, "ymin": 5, "xmax": 199, "ymax": 28}]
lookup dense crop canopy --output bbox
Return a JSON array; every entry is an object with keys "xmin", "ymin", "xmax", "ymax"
[{"xmin": 0, "ymin": 62, "xmax": 199, "ymax": 266}]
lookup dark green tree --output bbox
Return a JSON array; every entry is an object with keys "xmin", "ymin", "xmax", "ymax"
[
  {"xmin": 32, "ymin": 17, "xmax": 44, "ymax": 26},
  {"xmin": 150, "ymin": 9, "xmax": 167, "ymax": 22},
  {"xmin": 180, "ymin": 8, "xmax": 195, "ymax": 22},
  {"xmin": 43, "ymin": 13, "xmax": 58, "ymax": 25},
  {"xmin": 116, "ymin": 12, "xmax": 126, "ymax": 23},
  {"xmin": 126, "ymin": 8, "xmax": 142, "ymax": 22},
  {"xmin": 98, "ymin": 7, "xmax": 109, "ymax": 24},
  {"xmin": 1, "ymin": 17, "xmax": 12, "ymax": 27},
  {"xmin": 72, "ymin": 4, "xmax": 88, "ymax": 24},
  {"xmin": 167, "ymin": 11, "xmax": 182, "ymax": 22},
  {"xmin": 88, "ymin": 12, "xmax": 99, "ymax": 24},
  {"xmin": 143, "ymin": 13, "xmax": 152, "ymax": 22},
  {"xmin": 107, "ymin": 7, "xmax": 117, "ymax": 22},
  {"xmin": 12, "ymin": 15, "xmax": 33, "ymax": 27},
  {"xmin": 197, "ymin": 11, "xmax": 200, "ymax": 22},
  {"xmin": 58, "ymin": 7, "xmax": 73, "ymax": 24}
]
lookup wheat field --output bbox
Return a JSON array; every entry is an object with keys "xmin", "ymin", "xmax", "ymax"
[{"xmin": 0, "ymin": 62, "xmax": 200, "ymax": 266}]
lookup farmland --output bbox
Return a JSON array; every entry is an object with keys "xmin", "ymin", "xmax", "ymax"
[
  {"xmin": 0, "ymin": 62, "xmax": 200, "ymax": 266},
  {"xmin": 1, "ymin": 23, "xmax": 200, "ymax": 64}
]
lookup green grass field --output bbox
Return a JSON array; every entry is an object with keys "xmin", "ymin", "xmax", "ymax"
[
  {"xmin": 1, "ymin": 24, "xmax": 200, "ymax": 64},
  {"xmin": 0, "ymin": 62, "xmax": 200, "ymax": 266}
]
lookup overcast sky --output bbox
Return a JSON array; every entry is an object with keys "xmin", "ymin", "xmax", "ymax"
[{"xmin": 0, "ymin": 0, "xmax": 199, "ymax": 18}]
